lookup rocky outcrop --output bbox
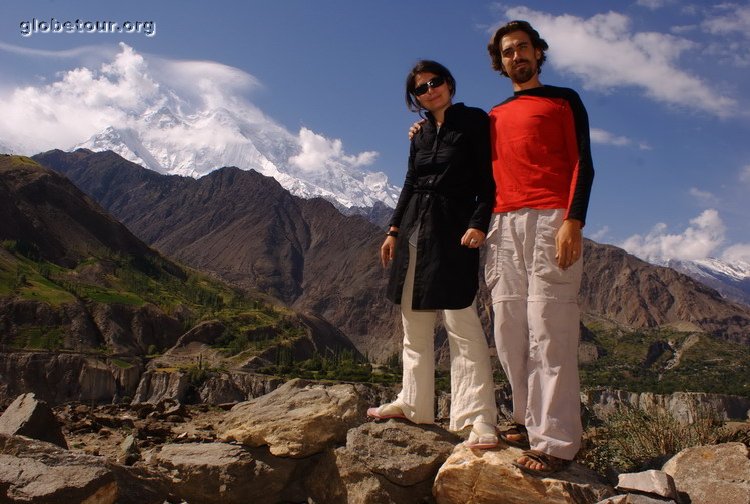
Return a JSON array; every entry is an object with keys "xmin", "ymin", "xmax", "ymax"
[
  {"xmin": 662, "ymin": 442, "xmax": 750, "ymax": 504},
  {"xmin": 197, "ymin": 372, "xmax": 283, "ymax": 404},
  {"xmin": 219, "ymin": 378, "xmax": 369, "ymax": 457},
  {"xmin": 130, "ymin": 368, "xmax": 284, "ymax": 405},
  {"xmin": 0, "ymin": 433, "xmax": 171, "ymax": 504},
  {"xmin": 131, "ymin": 370, "xmax": 190, "ymax": 405},
  {"xmin": 0, "ymin": 392, "xmax": 67, "ymax": 448},
  {"xmin": 583, "ymin": 388, "xmax": 750, "ymax": 422},
  {"xmin": 3, "ymin": 380, "xmax": 746, "ymax": 504},
  {"xmin": 434, "ymin": 443, "xmax": 615, "ymax": 504},
  {"xmin": 0, "ymin": 352, "xmax": 143, "ymax": 407}
]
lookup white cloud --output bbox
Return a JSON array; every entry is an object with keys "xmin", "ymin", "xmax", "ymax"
[
  {"xmin": 0, "ymin": 43, "xmax": 378, "ymax": 182},
  {"xmin": 290, "ymin": 127, "xmax": 377, "ymax": 173},
  {"xmin": 620, "ymin": 209, "xmax": 726, "ymax": 261},
  {"xmin": 739, "ymin": 165, "xmax": 750, "ymax": 184},
  {"xmin": 701, "ymin": 3, "xmax": 750, "ymax": 37},
  {"xmin": 698, "ymin": 4, "xmax": 750, "ymax": 67},
  {"xmin": 588, "ymin": 225, "xmax": 610, "ymax": 242},
  {"xmin": 590, "ymin": 128, "xmax": 632, "ymax": 147},
  {"xmin": 689, "ymin": 187, "xmax": 719, "ymax": 206},
  {"xmin": 0, "ymin": 43, "xmax": 157, "ymax": 152},
  {"xmin": 636, "ymin": 0, "xmax": 675, "ymax": 10},
  {"xmin": 722, "ymin": 243, "xmax": 750, "ymax": 264},
  {"xmin": 497, "ymin": 7, "xmax": 738, "ymax": 117}
]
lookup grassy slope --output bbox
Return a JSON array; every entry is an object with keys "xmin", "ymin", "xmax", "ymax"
[{"xmin": 581, "ymin": 321, "xmax": 750, "ymax": 396}]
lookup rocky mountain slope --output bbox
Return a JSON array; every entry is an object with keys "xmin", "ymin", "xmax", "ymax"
[
  {"xmin": 581, "ymin": 241, "xmax": 750, "ymax": 345},
  {"xmin": 0, "ymin": 154, "xmax": 364, "ymax": 405},
  {"xmin": 34, "ymin": 149, "xmax": 750, "ymax": 357},
  {"xmin": 33, "ymin": 149, "xmax": 402, "ymax": 361}
]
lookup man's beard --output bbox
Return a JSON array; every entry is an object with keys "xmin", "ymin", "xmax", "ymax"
[{"xmin": 510, "ymin": 61, "xmax": 536, "ymax": 84}]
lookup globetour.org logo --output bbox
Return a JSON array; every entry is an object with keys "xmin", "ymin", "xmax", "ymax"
[{"xmin": 20, "ymin": 18, "xmax": 156, "ymax": 37}]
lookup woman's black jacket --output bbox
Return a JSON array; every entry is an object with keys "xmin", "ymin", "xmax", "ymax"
[{"xmin": 386, "ymin": 103, "xmax": 495, "ymax": 310}]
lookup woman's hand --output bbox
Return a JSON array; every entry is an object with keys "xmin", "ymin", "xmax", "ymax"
[
  {"xmin": 380, "ymin": 229, "xmax": 398, "ymax": 268},
  {"xmin": 408, "ymin": 119, "xmax": 426, "ymax": 140},
  {"xmin": 461, "ymin": 228, "xmax": 486, "ymax": 249}
]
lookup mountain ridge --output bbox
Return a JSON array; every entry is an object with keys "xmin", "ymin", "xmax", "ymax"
[
  {"xmin": 72, "ymin": 101, "xmax": 401, "ymax": 210},
  {"xmin": 662, "ymin": 257, "xmax": 750, "ymax": 307}
]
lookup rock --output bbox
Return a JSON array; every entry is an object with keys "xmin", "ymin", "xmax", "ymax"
[
  {"xmin": 119, "ymin": 434, "xmax": 140, "ymax": 466},
  {"xmin": 0, "ymin": 392, "xmax": 68, "ymax": 448},
  {"xmin": 153, "ymin": 442, "xmax": 298, "ymax": 504},
  {"xmin": 596, "ymin": 495, "xmax": 677, "ymax": 503},
  {"xmin": 347, "ymin": 421, "xmax": 459, "ymax": 486},
  {"xmin": 308, "ymin": 420, "xmax": 459, "ymax": 504},
  {"xmin": 616, "ymin": 470, "xmax": 677, "ymax": 500},
  {"xmin": 662, "ymin": 442, "xmax": 750, "ymax": 504},
  {"xmin": 433, "ymin": 444, "xmax": 616, "ymax": 504},
  {"xmin": 0, "ymin": 433, "xmax": 170, "ymax": 504},
  {"xmin": 219, "ymin": 378, "xmax": 368, "ymax": 457}
]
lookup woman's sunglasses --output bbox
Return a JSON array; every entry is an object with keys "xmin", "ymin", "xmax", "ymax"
[{"xmin": 413, "ymin": 76, "xmax": 446, "ymax": 96}]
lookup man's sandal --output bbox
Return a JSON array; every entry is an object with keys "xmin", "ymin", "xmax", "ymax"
[
  {"xmin": 512, "ymin": 449, "xmax": 571, "ymax": 476},
  {"xmin": 498, "ymin": 423, "xmax": 530, "ymax": 449}
]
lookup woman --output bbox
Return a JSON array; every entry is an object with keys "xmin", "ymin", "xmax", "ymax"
[{"xmin": 368, "ymin": 60, "xmax": 498, "ymax": 448}]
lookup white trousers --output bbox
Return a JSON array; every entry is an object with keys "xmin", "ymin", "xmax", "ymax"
[
  {"xmin": 394, "ymin": 243, "xmax": 497, "ymax": 431},
  {"xmin": 484, "ymin": 209, "xmax": 583, "ymax": 459}
]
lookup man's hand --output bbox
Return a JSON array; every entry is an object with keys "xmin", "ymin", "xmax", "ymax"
[
  {"xmin": 555, "ymin": 219, "xmax": 582, "ymax": 269},
  {"xmin": 460, "ymin": 228, "xmax": 486, "ymax": 248},
  {"xmin": 408, "ymin": 119, "xmax": 426, "ymax": 140}
]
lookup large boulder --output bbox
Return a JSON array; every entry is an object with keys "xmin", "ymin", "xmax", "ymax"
[
  {"xmin": 662, "ymin": 442, "xmax": 750, "ymax": 504},
  {"xmin": 308, "ymin": 420, "xmax": 459, "ymax": 504},
  {"xmin": 219, "ymin": 378, "xmax": 369, "ymax": 457},
  {"xmin": 153, "ymin": 442, "xmax": 300, "ymax": 504},
  {"xmin": 0, "ymin": 392, "xmax": 67, "ymax": 448},
  {"xmin": 433, "ymin": 443, "xmax": 615, "ymax": 504}
]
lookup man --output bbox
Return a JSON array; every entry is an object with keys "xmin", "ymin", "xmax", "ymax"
[{"xmin": 484, "ymin": 20, "xmax": 594, "ymax": 475}]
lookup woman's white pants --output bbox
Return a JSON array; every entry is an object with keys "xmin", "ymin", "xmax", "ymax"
[{"xmin": 394, "ymin": 243, "xmax": 497, "ymax": 431}]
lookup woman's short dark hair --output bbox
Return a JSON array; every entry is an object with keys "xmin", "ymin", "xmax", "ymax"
[
  {"xmin": 487, "ymin": 20, "xmax": 549, "ymax": 77},
  {"xmin": 405, "ymin": 60, "xmax": 456, "ymax": 112}
]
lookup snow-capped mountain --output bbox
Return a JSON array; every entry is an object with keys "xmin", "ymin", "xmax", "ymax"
[
  {"xmin": 662, "ymin": 257, "xmax": 750, "ymax": 306},
  {"xmin": 74, "ymin": 105, "xmax": 400, "ymax": 210}
]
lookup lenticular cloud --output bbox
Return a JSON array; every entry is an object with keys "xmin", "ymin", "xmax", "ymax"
[{"xmin": 0, "ymin": 43, "xmax": 398, "ymax": 209}]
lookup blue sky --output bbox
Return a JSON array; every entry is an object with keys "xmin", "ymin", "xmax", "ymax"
[{"xmin": 1, "ymin": 0, "xmax": 749, "ymax": 264}]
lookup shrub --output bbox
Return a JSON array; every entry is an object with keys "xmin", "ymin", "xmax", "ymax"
[{"xmin": 579, "ymin": 402, "xmax": 727, "ymax": 474}]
